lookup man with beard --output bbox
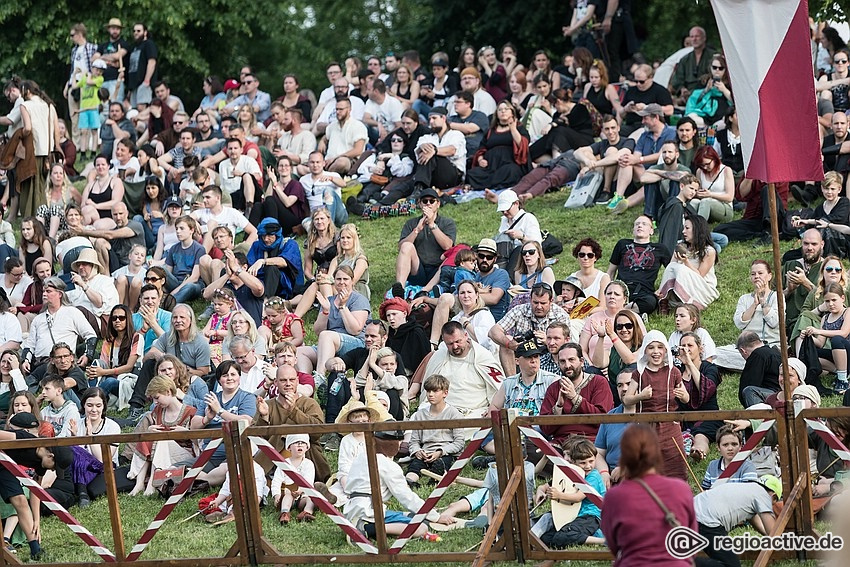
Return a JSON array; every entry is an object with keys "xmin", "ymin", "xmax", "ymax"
[
  {"xmin": 420, "ymin": 321, "xmax": 503, "ymax": 419},
  {"xmin": 395, "ymin": 188, "xmax": 456, "ymax": 287},
  {"xmin": 125, "ymin": 22, "xmax": 157, "ymax": 110},
  {"xmin": 314, "ymin": 79, "xmax": 366, "ymax": 137},
  {"xmin": 540, "ymin": 343, "xmax": 613, "ymax": 444},
  {"xmin": 489, "ymin": 282, "xmax": 569, "ymax": 375},
  {"xmin": 274, "ymin": 107, "xmax": 316, "ymax": 177},
  {"xmin": 319, "ymin": 97, "xmax": 368, "ymax": 175},
  {"xmin": 411, "ymin": 107, "xmax": 466, "ymax": 194},
  {"xmin": 193, "ymin": 111, "xmax": 224, "ymax": 157},
  {"xmin": 608, "ymin": 215, "xmax": 672, "ymax": 314},
  {"xmin": 99, "ymin": 102, "xmax": 136, "ymax": 160},
  {"xmin": 640, "ymin": 140, "xmax": 692, "ymax": 220},
  {"xmin": 474, "ymin": 238, "xmax": 511, "ymax": 320},
  {"xmin": 782, "ymin": 228, "xmax": 824, "ymax": 334},
  {"xmin": 675, "ymin": 117, "xmax": 698, "ymax": 169},
  {"xmin": 797, "ymin": 111, "xmax": 850, "ymax": 206},
  {"xmin": 541, "ymin": 322, "xmax": 570, "ymax": 374},
  {"xmin": 94, "ymin": 18, "xmax": 128, "ymax": 102},
  {"xmin": 380, "ymin": 297, "xmax": 430, "ymax": 377}
]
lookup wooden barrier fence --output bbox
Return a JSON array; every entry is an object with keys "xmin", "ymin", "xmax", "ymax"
[{"xmin": 0, "ymin": 405, "xmax": 846, "ymax": 565}]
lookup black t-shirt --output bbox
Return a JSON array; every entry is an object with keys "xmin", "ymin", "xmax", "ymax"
[
  {"xmin": 127, "ymin": 39, "xmax": 158, "ymax": 90},
  {"xmin": 98, "ymin": 38, "xmax": 130, "ymax": 82},
  {"xmin": 609, "ymin": 238, "xmax": 671, "ymax": 293},
  {"xmin": 622, "ymin": 83, "xmax": 674, "ymax": 126},
  {"xmin": 230, "ymin": 282, "xmax": 264, "ymax": 328},
  {"xmin": 340, "ymin": 347, "xmax": 404, "ymax": 376},
  {"xmin": 4, "ymin": 430, "xmax": 48, "ymax": 477},
  {"xmin": 822, "ymin": 134, "xmax": 850, "ymax": 173},
  {"xmin": 449, "ymin": 110, "xmax": 490, "ymax": 155},
  {"xmin": 589, "ymin": 136, "xmax": 635, "ymax": 157}
]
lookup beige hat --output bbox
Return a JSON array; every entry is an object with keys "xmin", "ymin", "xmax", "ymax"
[
  {"xmin": 335, "ymin": 401, "xmax": 380, "ymax": 424},
  {"xmin": 71, "ymin": 248, "xmax": 104, "ymax": 274},
  {"xmin": 791, "ymin": 384, "xmax": 821, "ymax": 407},
  {"xmin": 785, "ymin": 357, "xmax": 807, "ymax": 384},
  {"xmin": 105, "ymin": 18, "xmax": 123, "ymax": 29}
]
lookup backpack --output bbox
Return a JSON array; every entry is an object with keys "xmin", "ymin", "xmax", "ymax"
[
  {"xmin": 579, "ymin": 98, "xmax": 603, "ymax": 137},
  {"xmin": 564, "ymin": 171, "xmax": 603, "ymax": 209}
]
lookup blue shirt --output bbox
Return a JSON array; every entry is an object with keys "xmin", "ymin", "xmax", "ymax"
[
  {"xmin": 165, "ymin": 240, "xmax": 205, "ymax": 280},
  {"xmin": 701, "ymin": 457, "xmax": 759, "ymax": 490},
  {"xmin": 478, "ymin": 267, "xmax": 511, "ymax": 321},
  {"xmin": 595, "ymin": 406, "xmax": 628, "ymax": 469},
  {"xmin": 204, "ymin": 388, "xmax": 257, "ymax": 460},
  {"xmin": 634, "ymin": 126, "xmax": 677, "ymax": 159},
  {"xmin": 133, "ymin": 309, "xmax": 172, "ymax": 353},
  {"xmin": 579, "ymin": 469, "xmax": 605, "ymax": 519}
]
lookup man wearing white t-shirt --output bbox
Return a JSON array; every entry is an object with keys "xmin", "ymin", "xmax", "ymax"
[
  {"xmin": 363, "ymin": 79, "xmax": 403, "ymax": 143},
  {"xmin": 300, "ymin": 151, "xmax": 348, "ymax": 227},
  {"xmin": 192, "ymin": 186, "xmax": 258, "ymax": 252},
  {"xmin": 320, "ymin": 98, "xmax": 368, "ymax": 175},
  {"xmin": 217, "ymin": 138, "xmax": 261, "ymax": 212},
  {"xmin": 411, "ymin": 107, "xmax": 466, "ymax": 194}
]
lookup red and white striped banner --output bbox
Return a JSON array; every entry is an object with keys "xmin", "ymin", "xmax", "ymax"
[
  {"xmin": 519, "ymin": 426, "xmax": 603, "ymax": 509},
  {"xmin": 126, "ymin": 437, "xmax": 223, "ymax": 561},
  {"xmin": 388, "ymin": 426, "xmax": 492, "ymax": 554},
  {"xmin": 250, "ymin": 436, "xmax": 379, "ymax": 555},
  {"xmin": 805, "ymin": 419, "xmax": 850, "ymax": 465},
  {"xmin": 718, "ymin": 419, "xmax": 776, "ymax": 480},
  {"xmin": 0, "ymin": 451, "xmax": 116, "ymax": 562}
]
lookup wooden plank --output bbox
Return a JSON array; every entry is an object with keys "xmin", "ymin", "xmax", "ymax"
[
  {"xmin": 101, "ymin": 442, "xmax": 125, "ymax": 561},
  {"xmin": 364, "ymin": 430, "xmax": 388, "ymax": 554},
  {"xmin": 753, "ymin": 474, "xmax": 809, "ymax": 567},
  {"xmin": 472, "ymin": 466, "xmax": 522, "ymax": 567}
]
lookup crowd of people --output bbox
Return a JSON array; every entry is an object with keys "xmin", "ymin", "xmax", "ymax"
[{"xmin": 0, "ymin": 13, "xmax": 849, "ymax": 564}]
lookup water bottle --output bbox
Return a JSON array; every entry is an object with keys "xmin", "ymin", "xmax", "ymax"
[{"xmin": 329, "ymin": 373, "xmax": 344, "ymax": 396}]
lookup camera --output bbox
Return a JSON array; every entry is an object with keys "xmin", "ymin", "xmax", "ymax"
[
  {"xmin": 670, "ymin": 346, "xmax": 680, "ymax": 357},
  {"xmin": 514, "ymin": 330, "xmax": 537, "ymax": 344}
]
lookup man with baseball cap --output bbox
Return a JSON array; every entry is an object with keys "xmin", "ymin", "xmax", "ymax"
[
  {"xmin": 606, "ymin": 102, "xmax": 677, "ymax": 215},
  {"xmin": 410, "ymin": 106, "xmax": 467, "ymax": 197},
  {"xmin": 475, "ymin": 237, "xmax": 511, "ymax": 320},
  {"xmin": 93, "ymin": 18, "xmax": 129, "ymax": 102},
  {"xmin": 395, "ymin": 186, "xmax": 457, "ymax": 287}
]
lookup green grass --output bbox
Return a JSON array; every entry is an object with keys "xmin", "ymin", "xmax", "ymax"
[{"xmin": 31, "ymin": 189, "xmax": 831, "ymax": 565}]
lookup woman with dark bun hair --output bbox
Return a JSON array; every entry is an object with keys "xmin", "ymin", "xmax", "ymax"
[{"xmin": 600, "ymin": 425, "xmax": 697, "ymax": 566}]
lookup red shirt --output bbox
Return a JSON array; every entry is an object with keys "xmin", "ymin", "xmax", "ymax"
[{"xmin": 539, "ymin": 373, "xmax": 613, "ymax": 443}]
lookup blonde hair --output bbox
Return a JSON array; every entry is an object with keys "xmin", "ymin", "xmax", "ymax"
[
  {"xmin": 45, "ymin": 162, "xmax": 72, "ymax": 208},
  {"xmin": 337, "ymin": 223, "xmax": 363, "ymax": 261},
  {"xmin": 307, "ymin": 208, "xmax": 337, "ymax": 263},
  {"xmin": 224, "ymin": 309, "xmax": 260, "ymax": 346},
  {"xmin": 375, "ymin": 347, "xmax": 395, "ymax": 361},
  {"xmin": 146, "ymin": 375, "xmax": 178, "ymax": 397}
]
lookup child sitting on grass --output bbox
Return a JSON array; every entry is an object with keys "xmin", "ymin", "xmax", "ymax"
[
  {"xmin": 204, "ymin": 460, "xmax": 267, "ymax": 524},
  {"xmin": 535, "ymin": 437, "xmax": 606, "ymax": 552},
  {"xmin": 271, "ymin": 434, "xmax": 316, "ymax": 524},
  {"xmin": 38, "ymin": 375, "xmax": 81, "ymax": 438},
  {"xmin": 405, "ymin": 374, "xmax": 464, "ymax": 487},
  {"xmin": 701, "ymin": 424, "xmax": 758, "ymax": 490}
]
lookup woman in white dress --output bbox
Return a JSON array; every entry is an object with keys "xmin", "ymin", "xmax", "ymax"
[
  {"xmin": 656, "ymin": 215, "xmax": 718, "ymax": 314},
  {"xmin": 568, "ymin": 237, "xmax": 610, "ymax": 309}
]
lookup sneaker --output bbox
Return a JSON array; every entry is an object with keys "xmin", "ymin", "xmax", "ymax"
[
  {"xmin": 323, "ymin": 433, "xmax": 342, "ymax": 452},
  {"xmin": 4, "ymin": 538, "xmax": 15, "ymax": 554},
  {"xmin": 471, "ymin": 455, "xmax": 496, "ymax": 470},
  {"xmin": 30, "ymin": 546, "xmax": 44, "ymax": 561},
  {"xmin": 834, "ymin": 380, "xmax": 849, "ymax": 396},
  {"xmin": 127, "ymin": 407, "xmax": 145, "ymax": 424},
  {"xmin": 314, "ymin": 481, "xmax": 337, "ymax": 505},
  {"xmin": 78, "ymin": 492, "xmax": 91, "ymax": 509},
  {"xmin": 197, "ymin": 303, "xmax": 214, "ymax": 322},
  {"xmin": 319, "ymin": 432, "xmax": 336, "ymax": 446},
  {"xmin": 611, "ymin": 197, "xmax": 629, "ymax": 215},
  {"xmin": 422, "ymin": 532, "xmax": 442, "ymax": 542},
  {"xmin": 606, "ymin": 194, "xmax": 624, "ymax": 210},
  {"xmin": 595, "ymin": 191, "xmax": 612, "ymax": 205}
]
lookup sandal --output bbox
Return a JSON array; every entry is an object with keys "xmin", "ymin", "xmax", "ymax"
[{"xmin": 279, "ymin": 511, "xmax": 291, "ymax": 525}]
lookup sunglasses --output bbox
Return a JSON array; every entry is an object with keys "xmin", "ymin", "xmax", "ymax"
[
  {"xmin": 173, "ymin": 121, "xmax": 185, "ymax": 125},
  {"xmin": 615, "ymin": 322, "xmax": 634, "ymax": 331},
  {"xmin": 711, "ymin": 65, "xmax": 725, "ymax": 71},
  {"xmin": 531, "ymin": 282, "xmax": 553, "ymax": 292},
  {"xmin": 577, "ymin": 252, "xmax": 595, "ymax": 259},
  {"xmin": 836, "ymin": 59, "xmax": 849, "ymax": 64},
  {"xmin": 420, "ymin": 198, "xmax": 438, "ymax": 205},
  {"xmin": 477, "ymin": 253, "xmax": 496, "ymax": 261},
  {"xmin": 825, "ymin": 266, "xmax": 842, "ymax": 273},
  {"xmin": 144, "ymin": 276, "xmax": 161, "ymax": 282},
  {"xmin": 521, "ymin": 249, "xmax": 537, "ymax": 256},
  {"xmin": 111, "ymin": 315, "xmax": 127, "ymax": 321},
  {"xmin": 635, "ymin": 79, "xmax": 648, "ymax": 85},
  {"xmin": 390, "ymin": 138, "xmax": 404, "ymax": 143}
]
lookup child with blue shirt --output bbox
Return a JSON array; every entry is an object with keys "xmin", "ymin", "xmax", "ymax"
[
  {"xmin": 538, "ymin": 437, "xmax": 606, "ymax": 548},
  {"xmin": 452, "ymin": 248, "xmax": 478, "ymax": 290},
  {"xmin": 701, "ymin": 424, "xmax": 758, "ymax": 490}
]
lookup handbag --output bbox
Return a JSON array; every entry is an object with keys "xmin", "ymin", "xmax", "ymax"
[{"xmin": 541, "ymin": 230, "xmax": 563, "ymax": 257}]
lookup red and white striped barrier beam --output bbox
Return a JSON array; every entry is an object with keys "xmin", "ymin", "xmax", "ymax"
[
  {"xmin": 0, "ymin": 451, "xmax": 116, "ymax": 562},
  {"xmin": 519, "ymin": 426, "xmax": 603, "ymax": 509},
  {"xmin": 250, "ymin": 436, "xmax": 379, "ymax": 555},
  {"xmin": 718, "ymin": 419, "xmax": 776, "ymax": 480},
  {"xmin": 126, "ymin": 437, "xmax": 223, "ymax": 561},
  {"xmin": 388, "ymin": 426, "xmax": 491, "ymax": 554},
  {"xmin": 805, "ymin": 419, "xmax": 850, "ymax": 465}
]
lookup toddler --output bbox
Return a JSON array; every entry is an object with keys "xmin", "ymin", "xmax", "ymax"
[
  {"xmin": 202, "ymin": 288, "xmax": 236, "ymax": 364},
  {"xmin": 271, "ymin": 434, "xmax": 316, "ymax": 524}
]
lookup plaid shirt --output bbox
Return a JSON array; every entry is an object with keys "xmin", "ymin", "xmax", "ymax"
[
  {"xmin": 69, "ymin": 42, "xmax": 98, "ymax": 86},
  {"xmin": 502, "ymin": 371, "xmax": 560, "ymax": 416},
  {"xmin": 496, "ymin": 303, "xmax": 570, "ymax": 337}
]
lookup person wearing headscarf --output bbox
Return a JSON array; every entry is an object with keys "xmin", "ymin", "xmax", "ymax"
[
  {"xmin": 247, "ymin": 217, "xmax": 303, "ymax": 298},
  {"xmin": 379, "ymin": 297, "xmax": 430, "ymax": 377}
]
